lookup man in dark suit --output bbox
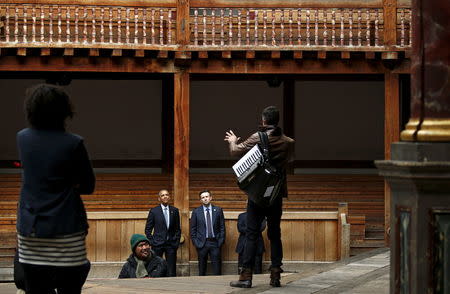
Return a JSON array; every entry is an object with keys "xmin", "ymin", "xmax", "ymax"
[
  {"xmin": 145, "ymin": 189, "xmax": 181, "ymax": 277},
  {"xmin": 190, "ymin": 190, "xmax": 226, "ymax": 276},
  {"xmin": 236, "ymin": 212, "xmax": 266, "ymax": 274}
]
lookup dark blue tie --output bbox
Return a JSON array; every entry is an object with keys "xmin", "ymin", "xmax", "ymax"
[{"xmin": 206, "ymin": 208, "xmax": 213, "ymax": 238}]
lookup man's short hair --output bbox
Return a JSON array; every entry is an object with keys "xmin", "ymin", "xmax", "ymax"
[
  {"xmin": 158, "ymin": 189, "xmax": 169, "ymax": 196},
  {"xmin": 262, "ymin": 106, "xmax": 279, "ymax": 126},
  {"xmin": 25, "ymin": 84, "xmax": 74, "ymax": 130},
  {"xmin": 198, "ymin": 190, "xmax": 211, "ymax": 197}
]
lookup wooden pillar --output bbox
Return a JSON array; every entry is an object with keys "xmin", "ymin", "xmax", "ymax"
[
  {"xmin": 383, "ymin": 0, "xmax": 397, "ymax": 48},
  {"xmin": 173, "ymin": 71, "xmax": 190, "ymax": 276},
  {"xmin": 176, "ymin": 0, "xmax": 190, "ymax": 46},
  {"xmin": 384, "ymin": 72, "xmax": 400, "ymax": 246}
]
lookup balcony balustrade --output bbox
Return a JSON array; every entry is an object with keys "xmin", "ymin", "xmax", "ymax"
[{"xmin": 0, "ymin": 0, "xmax": 411, "ymax": 54}]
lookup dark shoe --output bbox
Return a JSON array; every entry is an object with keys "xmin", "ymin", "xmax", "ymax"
[
  {"xmin": 270, "ymin": 267, "xmax": 283, "ymax": 287},
  {"xmin": 230, "ymin": 268, "xmax": 253, "ymax": 288}
]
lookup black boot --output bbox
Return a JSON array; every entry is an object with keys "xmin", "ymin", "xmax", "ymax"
[
  {"xmin": 230, "ymin": 268, "xmax": 252, "ymax": 288},
  {"xmin": 270, "ymin": 267, "xmax": 283, "ymax": 287}
]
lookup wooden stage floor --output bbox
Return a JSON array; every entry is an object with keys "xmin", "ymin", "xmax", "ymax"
[{"xmin": 0, "ymin": 248, "xmax": 389, "ymax": 294}]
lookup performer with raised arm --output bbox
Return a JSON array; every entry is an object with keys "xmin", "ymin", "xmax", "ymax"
[{"xmin": 225, "ymin": 106, "xmax": 294, "ymax": 288}]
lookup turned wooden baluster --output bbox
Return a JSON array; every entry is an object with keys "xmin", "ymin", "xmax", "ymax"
[
  {"xmin": 193, "ymin": 9, "xmax": 198, "ymax": 46},
  {"xmin": 134, "ymin": 8, "xmax": 138, "ymax": 44},
  {"xmin": 280, "ymin": 9, "xmax": 285, "ymax": 46},
  {"xmin": 5, "ymin": 6, "xmax": 10, "ymax": 43},
  {"xmin": 117, "ymin": 8, "xmax": 122, "ymax": 43},
  {"xmin": 23, "ymin": 7, "xmax": 28, "ymax": 43},
  {"xmin": 49, "ymin": 6, "xmax": 54, "ymax": 43},
  {"xmin": 374, "ymin": 9, "xmax": 379, "ymax": 46},
  {"xmin": 14, "ymin": 7, "xmax": 19, "ymax": 43},
  {"xmin": 340, "ymin": 9, "xmax": 344, "ymax": 46},
  {"xmin": 357, "ymin": 10, "xmax": 362, "ymax": 46},
  {"xmin": 229, "ymin": 9, "xmax": 233, "ymax": 45},
  {"xmin": 408, "ymin": 9, "xmax": 411, "ymax": 46},
  {"xmin": 237, "ymin": 9, "xmax": 242, "ymax": 46},
  {"xmin": 366, "ymin": 9, "xmax": 370, "ymax": 46},
  {"xmin": 400, "ymin": 9, "xmax": 405, "ymax": 47},
  {"xmin": 254, "ymin": 10, "xmax": 258, "ymax": 45},
  {"xmin": 245, "ymin": 10, "xmax": 250, "ymax": 45},
  {"xmin": 306, "ymin": 9, "xmax": 310, "ymax": 46},
  {"xmin": 297, "ymin": 9, "xmax": 301, "ymax": 45},
  {"xmin": 288, "ymin": 9, "xmax": 293, "ymax": 45},
  {"xmin": 57, "ymin": 7, "xmax": 62, "ymax": 43},
  {"xmin": 331, "ymin": 10, "xmax": 336, "ymax": 46},
  {"xmin": 211, "ymin": 9, "xmax": 216, "ymax": 46},
  {"xmin": 91, "ymin": 7, "xmax": 96, "ymax": 43},
  {"xmin": 314, "ymin": 9, "xmax": 318, "ymax": 46},
  {"xmin": 168, "ymin": 9, "xmax": 172, "ymax": 44},
  {"xmin": 66, "ymin": 7, "xmax": 71, "ymax": 43},
  {"xmin": 108, "ymin": 8, "xmax": 112, "ymax": 43},
  {"xmin": 220, "ymin": 9, "xmax": 224, "ymax": 46},
  {"xmin": 32, "ymin": 7, "xmax": 37, "ymax": 43},
  {"xmin": 74, "ymin": 7, "xmax": 79, "ymax": 43},
  {"xmin": 271, "ymin": 9, "xmax": 276, "ymax": 46},
  {"xmin": 323, "ymin": 10, "xmax": 328, "ymax": 46},
  {"xmin": 203, "ymin": 9, "xmax": 207, "ymax": 46},
  {"xmin": 100, "ymin": 7, "xmax": 105, "ymax": 43},
  {"xmin": 143, "ymin": 9, "xmax": 147, "ymax": 44},
  {"xmin": 125, "ymin": 8, "xmax": 130, "ymax": 44},
  {"xmin": 159, "ymin": 9, "xmax": 163, "ymax": 45},
  {"xmin": 348, "ymin": 9, "xmax": 353, "ymax": 46},
  {"xmin": 82, "ymin": 7, "xmax": 87, "ymax": 43},
  {"xmin": 263, "ymin": 9, "xmax": 268, "ymax": 45},
  {"xmin": 151, "ymin": 9, "xmax": 155, "ymax": 45}
]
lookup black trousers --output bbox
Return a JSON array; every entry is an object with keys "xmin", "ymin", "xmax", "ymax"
[
  {"xmin": 196, "ymin": 239, "xmax": 222, "ymax": 276},
  {"xmin": 242, "ymin": 197, "xmax": 283, "ymax": 269},
  {"xmin": 21, "ymin": 261, "xmax": 90, "ymax": 294},
  {"xmin": 153, "ymin": 245, "xmax": 178, "ymax": 277}
]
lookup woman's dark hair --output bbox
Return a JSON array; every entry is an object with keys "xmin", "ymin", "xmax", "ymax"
[
  {"xmin": 25, "ymin": 84, "xmax": 74, "ymax": 130},
  {"xmin": 262, "ymin": 106, "xmax": 279, "ymax": 126}
]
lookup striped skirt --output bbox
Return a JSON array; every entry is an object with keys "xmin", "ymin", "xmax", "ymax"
[{"xmin": 18, "ymin": 231, "xmax": 88, "ymax": 267}]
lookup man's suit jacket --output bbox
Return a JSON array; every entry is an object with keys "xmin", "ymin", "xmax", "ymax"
[
  {"xmin": 145, "ymin": 205, "xmax": 181, "ymax": 248},
  {"xmin": 190, "ymin": 205, "xmax": 225, "ymax": 249},
  {"xmin": 235, "ymin": 212, "xmax": 266, "ymax": 254},
  {"xmin": 16, "ymin": 128, "xmax": 95, "ymax": 237}
]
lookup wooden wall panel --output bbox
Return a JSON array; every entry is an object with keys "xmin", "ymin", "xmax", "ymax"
[{"xmin": 80, "ymin": 212, "xmax": 339, "ymax": 263}]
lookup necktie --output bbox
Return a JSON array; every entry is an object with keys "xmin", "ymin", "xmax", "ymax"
[
  {"xmin": 164, "ymin": 207, "xmax": 170, "ymax": 228},
  {"xmin": 206, "ymin": 208, "xmax": 213, "ymax": 238}
]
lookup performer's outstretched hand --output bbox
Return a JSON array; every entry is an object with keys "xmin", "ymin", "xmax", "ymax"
[{"xmin": 224, "ymin": 130, "xmax": 240, "ymax": 143}]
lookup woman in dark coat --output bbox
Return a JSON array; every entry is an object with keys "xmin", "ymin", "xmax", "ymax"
[{"xmin": 16, "ymin": 84, "xmax": 95, "ymax": 293}]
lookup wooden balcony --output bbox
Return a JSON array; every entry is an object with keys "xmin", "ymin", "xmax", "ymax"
[{"xmin": 0, "ymin": 0, "xmax": 411, "ymax": 58}]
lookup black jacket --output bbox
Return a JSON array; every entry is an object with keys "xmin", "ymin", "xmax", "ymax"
[
  {"xmin": 118, "ymin": 251, "xmax": 168, "ymax": 278},
  {"xmin": 145, "ymin": 205, "xmax": 181, "ymax": 248},
  {"xmin": 16, "ymin": 128, "xmax": 95, "ymax": 237},
  {"xmin": 235, "ymin": 212, "xmax": 266, "ymax": 254},
  {"xmin": 190, "ymin": 205, "xmax": 225, "ymax": 249}
]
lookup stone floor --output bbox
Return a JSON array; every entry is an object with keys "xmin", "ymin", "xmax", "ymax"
[{"xmin": 0, "ymin": 248, "xmax": 389, "ymax": 294}]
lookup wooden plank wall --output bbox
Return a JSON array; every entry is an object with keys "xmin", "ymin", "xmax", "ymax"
[
  {"xmin": 85, "ymin": 211, "xmax": 338, "ymax": 262},
  {"xmin": 0, "ymin": 172, "xmax": 383, "ymax": 231}
]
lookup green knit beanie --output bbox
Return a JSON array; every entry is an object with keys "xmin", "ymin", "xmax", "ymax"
[{"xmin": 130, "ymin": 234, "xmax": 150, "ymax": 252}]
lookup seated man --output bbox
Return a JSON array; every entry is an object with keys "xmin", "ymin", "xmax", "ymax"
[{"xmin": 119, "ymin": 234, "xmax": 168, "ymax": 278}]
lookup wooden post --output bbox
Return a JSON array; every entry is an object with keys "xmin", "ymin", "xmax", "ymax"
[
  {"xmin": 384, "ymin": 72, "xmax": 400, "ymax": 246},
  {"xmin": 176, "ymin": 0, "xmax": 190, "ymax": 46},
  {"xmin": 173, "ymin": 71, "xmax": 190, "ymax": 276},
  {"xmin": 337, "ymin": 202, "xmax": 348, "ymax": 260},
  {"xmin": 383, "ymin": 0, "xmax": 397, "ymax": 48}
]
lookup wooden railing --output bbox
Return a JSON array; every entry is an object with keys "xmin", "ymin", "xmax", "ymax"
[{"xmin": 0, "ymin": 0, "xmax": 411, "ymax": 52}]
